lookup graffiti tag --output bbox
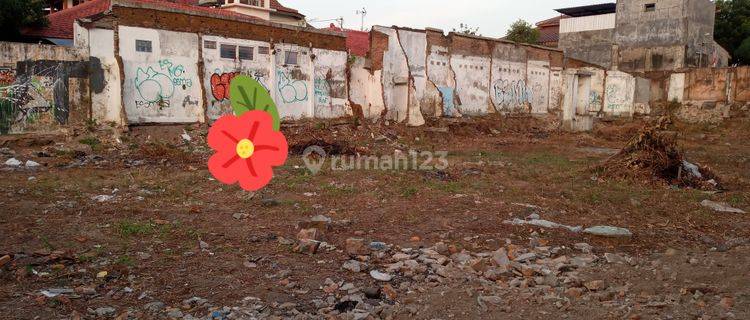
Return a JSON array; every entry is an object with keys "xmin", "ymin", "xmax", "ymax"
[{"xmin": 277, "ymin": 70, "xmax": 307, "ymax": 104}]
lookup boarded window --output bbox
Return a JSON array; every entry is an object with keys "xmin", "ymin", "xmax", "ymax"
[
  {"xmin": 258, "ymin": 46, "xmax": 270, "ymax": 55},
  {"xmin": 135, "ymin": 40, "xmax": 152, "ymax": 53},
  {"xmin": 204, "ymin": 40, "xmax": 217, "ymax": 49},
  {"xmin": 285, "ymin": 51, "xmax": 298, "ymax": 65},
  {"xmin": 644, "ymin": 3, "xmax": 655, "ymax": 12},
  {"xmin": 220, "ymin": 44, "xmax": 237, "ymax": 59},
  {"xmin": 239, "ymin": 46, "xmax": 253, "ymax": 60}
]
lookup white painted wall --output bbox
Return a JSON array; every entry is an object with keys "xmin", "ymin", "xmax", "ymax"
[
  {"xmin": 668, "ymin": 73, "xmax": 685, "ymax": 102},
  {"xmin": 451, "ymin": 54, "xmax": 491, "ymax": 115},
  {"xmin": 201, "ymin": 35, "xmax": 272, "ymax": 121},
  {"xmin": 603, "ymin": 70, "xmax": 636, "ymax": 116},
  {"xmin": 527, "ymin": 60, "xmax": 550, "ymax": 114},
  {"xmin": 560, "ymin": 13, "xmax": 616, "ymax": 33},
  {"xmin": 312, "ymin": 48, "xmax": 350, "ymax": 118},
  {"xmin": 549, "ymin": 67, "xmax": 563, "ymax": 111},
  {"xmin": 490, "ymin": 60, "xmax": 528, "ymax": 112},
  {"xmin": 119, "ymin": 26, "xmax": 203, "ymax": 123},
  {"xmin": 88, "ymin": 28, "xmax": 123, "ymax": 125},
  {"xmin": 349, "ymin": 56, "xmax": 385, "ymax": 120},
  {"xmin": 273, "ymin": 43, "xmax": 314, "ymax": 119},
  {"xmin": 374, "ymin": 26, "xmax": 410, "ymax": 123},
  {"xmin": 426, "ymin": 45, "xmax": 458, "ymax": 117}
]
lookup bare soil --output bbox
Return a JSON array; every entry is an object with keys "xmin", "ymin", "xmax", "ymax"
[{"xmin": 0, "ymin": 114, "xmax": 748, "ymax": 319}]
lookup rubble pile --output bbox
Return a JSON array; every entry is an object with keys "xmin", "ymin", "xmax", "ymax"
[{"xmin": 594, "ymin": 117, "xmax": 721, "ymax": 190}]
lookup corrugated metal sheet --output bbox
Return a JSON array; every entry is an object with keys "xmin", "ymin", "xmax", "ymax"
[{"xmin": 559, "ymin": 13, "xmax": 615, "ymax": 33}]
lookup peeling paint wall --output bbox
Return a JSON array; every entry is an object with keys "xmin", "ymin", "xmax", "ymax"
[
  {"xmin": 119, "ymin": 26, "xmax": 204, "ymax": 123},
  {"xmin": 312, "ymin": 48, "xmax": 349, "ymax": 118},
  {"xmin": 373, "ymin": 27, "xmax": 410, "ymax": 124},
  {"xmin": 85, "ymin": 27, "xmax": 123, "ymax": 126},
  {"xmin": 348, "ymin": 56, "xmax": 385, "ymax": 119},
  {"xmin": 0, "ymin": 41, "xmax": 91, "ymax": 135},
  {"xmin": 451, "ymin": 54, "xmax": 491, "ymax": 115},
  {"xmin": 425, "ymin": 30, "xmax": 456, "ymax": 117}
]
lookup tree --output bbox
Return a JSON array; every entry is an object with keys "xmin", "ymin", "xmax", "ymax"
[
  {"xmin": 452, "ymin": 23, "xmax": 480, "ymax": 36},
  {"xmin": 505, "ymin": 19, "xmax": 539, "ymax": 44},
  {"xmin": 0, "ymin": 0, "xmax": 48, "ymax": 41},
  {"xmin": 735, "ymin": 37, "xmax": 750, "ymax": 65},
  {"xmin": 715, "ymin": 0, "xmax": 750, "ymax": 65}
]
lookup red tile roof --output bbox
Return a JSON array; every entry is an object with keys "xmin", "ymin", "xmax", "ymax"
[
  {"xmin": 23, "ymin": 0, "xmax": 111, "ymax": 39},
  {"xmin": 535, "ymin": 15, "xmax": 567, "ymax": 46},
  {"xmin": 327, "ymin": 24, "xmax": 369, "ymax": 56},
  {"xmin": 22, "ymin": 0, "xmax": 297, "ymax": 40},
  {"xmin": 270, "ymin": 0, "xmax": 304, "ymax": 18}
]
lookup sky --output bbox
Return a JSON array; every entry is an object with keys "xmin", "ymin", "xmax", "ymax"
[{"xmin": 284, "ymin": 0, "xmax": 606, "ymax": 38}]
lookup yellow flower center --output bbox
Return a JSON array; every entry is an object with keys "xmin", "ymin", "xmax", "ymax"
[{"xmin": 236, "ymin": 139, "xmax": 255, "ymax": 159}]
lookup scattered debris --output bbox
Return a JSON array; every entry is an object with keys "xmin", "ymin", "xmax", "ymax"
[
  {"xmin": 369, "ymin": 270, "xmax": 393, "ymax": 282},
  {"xmin": 91, "ymin": 195, "xmax": 114, "ymax": 202},
  {"xmin": 504, "ymin": 218, "xmax": 582, "ymax": 233},
  {"xmin": 4, "ymin": 158, "xmax": 21, "ymax": 167},
  {"xmin": 701, "ymin": 200, "xmax": 746, "ymax": 214},
  {"xmin": 583, "ymin": 226, "xmax": 633, "ymax": 238}
]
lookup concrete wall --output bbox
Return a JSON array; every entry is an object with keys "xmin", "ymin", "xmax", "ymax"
[
  {"xmin": 558, "ymin": 29, "xmax": 615, "ymax": 69},
  {"xmin": 312, "ymin": 48, "xmax": 349, "ymax": 118},
  {"xmin": 603, "ymin": 70, "xmax": 636, "ymax": 116},
  {"xmin": 202, "ymin": 35, "xmax": 272, "ymax": 121},
  {"xmin": 119, "ymin": 26, "xmax": 204, "ymax": 123},
  {"xmin": 0, "ymin": 41, "xmax": 92, "ymax": 135},
  {"xmin": 359, "ymin": 26, "xmax": 639, "ymax": 130}
]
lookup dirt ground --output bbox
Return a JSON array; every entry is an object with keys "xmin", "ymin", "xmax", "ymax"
[{"xmin": 0, "ymin": 114, "xmax": 748, "ymax": 320}]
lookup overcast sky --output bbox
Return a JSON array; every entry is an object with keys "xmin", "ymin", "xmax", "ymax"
[{"xmin": 285, "ymin": 0, "xmax": 605, "ymax": 37}]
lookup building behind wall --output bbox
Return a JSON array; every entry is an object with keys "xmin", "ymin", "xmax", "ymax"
[{"xmin": 557, "ymin": 0, "xmax": 730, "ymax": 72}]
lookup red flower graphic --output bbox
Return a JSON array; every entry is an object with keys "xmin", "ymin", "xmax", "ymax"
[{"xmin": 207, "ymin": 110, "xmax": 288, "ymax": 191}]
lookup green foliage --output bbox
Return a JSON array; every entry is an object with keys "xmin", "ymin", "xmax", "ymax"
[
  {"xmin": 229, "ymin": 75, "xmax": 281, "ymax": 131},
  {"xmin": 735, "ymin": 37, "xmax": 750, "ymax": 64},
  {"xmin": 715, "ymin": 0, "xmax": 750, "ymax": 65},
  {"xmin": 452, "ymin": 23, "xmax": 480, "ymax": 36},
  {"xmin": 0, "ymin": 0, "xmax": 48, "ymax": 41},
  {"xmin": 505, "ymin": 19, "xmax": 540, "ymax": 44}
]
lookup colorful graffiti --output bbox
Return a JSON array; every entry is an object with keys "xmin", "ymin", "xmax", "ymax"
[
  {"xmin": 1, "ymin": 77, "xmax": 53, "ymax": 134},
  {"xmin": 492, "ymin": 79, "xmax": 533, "ymax": 109},
  {"xmin": 210, "ymin": 72, "xmax": 239, "ymax": 101},
  {"xmin": 134, "ymin": 59, "xmax": 192, "ymax": 109},
  {"xmin": 0, "ymin": 60, "xmax": 87, "ymax": 135},
  {"xmin": 277, "ymin": 70, "xmax": 307, "ymax": 104},
  {"xmin": 210, "ymin": 71, "xmax": 269, "ymax": 102}
]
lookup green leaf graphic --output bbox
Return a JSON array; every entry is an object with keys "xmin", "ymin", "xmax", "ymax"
[{"xmin": 229, "ymin": 75, "xmax": 280, "ymax": 131}]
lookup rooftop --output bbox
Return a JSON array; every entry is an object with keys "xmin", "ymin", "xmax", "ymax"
[{"xmin": 555, "ymin": 3, "xmax": 616, "ymax": 17}]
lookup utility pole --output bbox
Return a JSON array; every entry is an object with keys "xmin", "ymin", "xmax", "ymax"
[{"xmin": 355, "ymin": 7, "xmax": 367, "ymax": 31}]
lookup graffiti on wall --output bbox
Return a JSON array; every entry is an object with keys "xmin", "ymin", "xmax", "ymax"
[
  {"xmin": 210, "ymin": 70, "xmax": 269, "ymax": 102},
  {"xmin": 210, "ymin": 72, "xmax": 239, "ymax": 101},
  {"xmin": 0, "ymin": 61, "xmax": 88, "ymax": 135},
  {"xmin": 134, "ymin": 59, "xmax": 193, "ymax": 109},
  {"xmin": 314, "ymin": 70, "xmax": 331, "ymax": 105},
  {"xmin": 492, "ymin": 78, "xmax": 533, "ymax": 110},
  {"xmin": 605, "ymin": 85, "xmax": 626, "ymax": 111},
  {"xmin": 589, "ymin": 91, "xmax": 602, "ymax": 109},
  {"xmin": 277, "ymin": 70, "xmax": 307, "ymax": 104}
]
